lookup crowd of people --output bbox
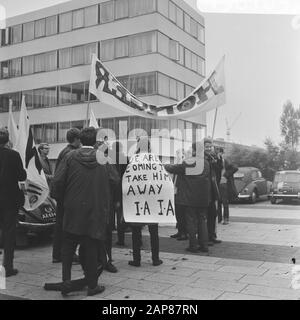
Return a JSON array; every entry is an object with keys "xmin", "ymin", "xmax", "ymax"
[{"xmin": 0, "ymin": 125, "xmax": 238, "ymax": 297}]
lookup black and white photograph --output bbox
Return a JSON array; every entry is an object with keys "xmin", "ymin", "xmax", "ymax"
[{"xmin": 0, "ymin": 0, "xmax": 300, "ymax": 308}]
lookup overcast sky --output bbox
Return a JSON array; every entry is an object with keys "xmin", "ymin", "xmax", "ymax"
[{"xmin": 1, "ymin": 0, "xmax": 300, "ymax": 147}]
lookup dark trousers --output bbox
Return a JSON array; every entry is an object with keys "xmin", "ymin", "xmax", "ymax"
[
  {"xmin": 218, "ymin": 184, "xmax": 229, "ymax": 221},
  {"xmin": 131, "ymin": 224, "xmax": 159, "ymax": 262},
  {"xmin": 175, "ymin": 204, "xmax": 187, "ymax": 236},
  {"xmin": 185, "ymin": 206, "xmax": 208, "ymax": 250},
  {"xmin": 52, "ymin": 201, "xmax": 63, "ymax": 260},
  {"xmin": 207, "ymin": 201, "xmax": 217, "ymax": 241},
  {"xmin": 0, "ymin": 206, "xmax": 17, "ymax": 270},
  {"xmin": 62, "ymin": 232, "xmax": 103, "ymax": 289},
  {"xmin": 116, "ymin": 206, "xmax": 127, "ymax": 244}
]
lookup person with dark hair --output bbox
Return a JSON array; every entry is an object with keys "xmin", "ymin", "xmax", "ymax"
[
  {"xmin": 51, "ymin": 128, "xmax": 81, "ymax": 263},
  {"xmin": 165, "ymin": 142, "xmax": 210, "ymax": 253},
  {"xmin": 38, "ymin": 143, "xmax": 53, "ymax": 186},
  {"xmin": 0, "ymin": 128, "xmax": 27, "ymax": 277},
  {"xmin": 204, "ymin": 138, "xmax": 222, "ymax": 245},
  {"xmin": 128, "ymin": 137, "xmax": 162, "ymax": 267},
  {"xmin": 51, "ymin": 127, "xmax": 119, "ymax": 296}
]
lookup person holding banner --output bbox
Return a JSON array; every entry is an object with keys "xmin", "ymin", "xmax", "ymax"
[
  {"xmin": 0, "ymin": 128, "xmax": 27, "ymax": 277},
  {"xmin": 165, "ymin": 142, "xmax": 210, "ymax": 253},
  {"xmin": 38, "ymin": 143, "xmax": 53, "ymax": 187}
]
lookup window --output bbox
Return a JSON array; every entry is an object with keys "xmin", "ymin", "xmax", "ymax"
[
  {"xmin": 129, "ymin": 0, "xmax": 156, "ymax": 17},
  {"xmin": 101, "ymin": 39, "xmax": 114, "ymax": 61},
  {"xmin": 128, "ymin": 72, "xmax": 156, "ymax": 96},
  {"xmin": 44, "ymin": 87, "xmax": 57, "ymax": 106},
  {"xmin": 169, "ymin": 1, "xmax": 176, "ymax": 23},
  {"xmin": 115, "ymin": 0, "xmax": 129, "ymax": 19},
  {"xmin": 46, "ymin": 16, "xmax": 58, "ymax": 36},
  {"xmin": 115, "ymin": 37, "xmax": 128, "ymax": 58},
  {"xmin": 44, "ymin": 123, "xmax": 57, "ymax": 143},
  {"xmin": 84, "ymin": 5, "xmax": 98, "ymax": 26},
  {"xmin": 72, "ymin": 9, "xmax": 84, "ymax": 29},
  {"xmin": 84, "ymin": 43, "xmax": 96, "ymax": 64},
  {"xmin": 129, "ymin": 31, "xmax": 156, "ymax": 56},
  {"xmin": 185, "ymin": 85, "xmax": 194, "ymax": 96},
  {"xmin": 11, "ymin": 25, "xmax": 22, "ymax": 44},
  {"xmin": 170, "ymin": 78, "xmax": 177, "ymax": 100},
  {"xmin": 59, "ymin": 12, "xmax": 72, "ymax": 33},
  {"xmin": 191, "ymin": 52, "xmax": 197, "ymax": 71},
  {"xmin": 176, "ymin": 7, "xmax": 184, "ymax": 29},
  {"xmin": 10, "ymin": 92, "xmax": 21, "ymax": 112},
  {"xmin": 22, "ymin": 55, "xmax": 34, "ymax": 75},
  {"xmin": 185, "ymin": 49, "xmax": 192, "ymax": 69},
  {"xmin": 100, "ymin": 1, "xmax": 114, "ymax": 23},
  {"xmin": 72, "ymin": 43, "xmax": 96, "ymax": 66},
  {"xmin": 179, "ymin": 45, "xmax": 184, "ymax": 65},
  {"xmin": 158, "ymin": 32, "xmax": 169, "ymax": 57},
  {"xmin": 198, "ymin": 24, "xmax": 204, "ymax": 43},
  {"xmin": 59, "ymin": 84, "xmax": 71, "ymax": 104},
  {"xmin": 23, "ymin": 90, "xmax": 34, "ymax": 109},
  {"xmin": 33, "ymin": 89, "xmax": 45, "ymax": 108},
  {"xmin": 177, "ymin": 81, "xmax": 184, "ymax": 101},
  {"xmin": 169, "ymin": 40, "xmax": 178, "ymax": 60},
  {"xmin": 184, "ymin": 13, "xmax": 190, "ymax": 33},
  {"xmin": 35, "ymin": 19, "xmax": 46, "ymax": 38},
  {"xmin": 158, "ymin": 73, "xmax": 169, "ymax": 97},
  {"xmin": 0, "ymin": 61, "xmax": 9, "ymax": 79},
  {"xmin": 35, "ymin": 51, "xmax": 57, "ymax": 73},
  {"xmin": 71, "ymin": 120, "xmax": 85, "ymax": 130},
  {"xmin": 71, "ymin": 82, "xmax": 85, "ymax": 103},
  {"xmin": 190, "ymin": 18, "xmax": 198, "ymax": 38},
  {"xmin": 0, "ymin": 94, "xmax": 9, "ymax": 112},
  {"xmin": 23, "ymin": 21, "xmax": 34, "ymax": 41},
  {"xmin": 197, "ymin": 57, "xmax": 205, "ymax": 75},
  {"xmin": 58, "ymin": 122, "xmax": 71, "ymax": 142},
  {"xmin": 9, "ymin": 58, "xmax": 22, "ymax": 77},
  {"xmin": 59, "ymin": 47, "xmax": 72, "ymax": 69}
]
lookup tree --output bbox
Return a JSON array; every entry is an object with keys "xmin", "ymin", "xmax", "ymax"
[{"xmin": 280, "ymin": 100, "xmax": 300, "ymax": 151}]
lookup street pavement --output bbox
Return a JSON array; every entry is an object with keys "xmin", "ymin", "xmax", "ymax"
[{"xmin": 1, "ymin": 200, "xmax": 300, "ymax": 300}]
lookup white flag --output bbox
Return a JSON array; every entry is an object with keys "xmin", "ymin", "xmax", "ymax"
[
  {"xmin": 7, "ymin": 99, "xmax": 18, "ymax": 148},
  {"xmin": 15, "ymin": 96, "xmax": 49, "ymax": 211},
  {"xmin": 89, "ymin": 108, "xmax": 99, "ymax": 128}
]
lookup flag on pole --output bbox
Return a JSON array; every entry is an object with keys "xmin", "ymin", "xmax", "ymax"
[
  {"xmin": 7, "ymin": 99, "xmax": 18, "ymax": 148},
  {"xmin": 15, "ymin": 96, "xmax": 49, "ymax": 211},
  {"xmin": 89, "ymin": 54, "xmax": 226, "ymax": 119},
  {"xmin": 89, "ymin": 108, "xmax": 99, "ymax": 128}
]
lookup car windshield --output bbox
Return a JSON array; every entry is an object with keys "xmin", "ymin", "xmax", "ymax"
[{"xmin": 274, "ymin": 172, "xmax": 300, "ymax": 183}]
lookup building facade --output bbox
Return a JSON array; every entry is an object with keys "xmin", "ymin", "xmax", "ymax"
[{"xmin": 0, "ymin": 0, "xmax": 206, "ymax": 161}]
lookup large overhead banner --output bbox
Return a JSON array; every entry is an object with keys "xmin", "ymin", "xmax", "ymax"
[
  {"xmin": 89, "ymin": 55, "xmax": 226, "ymax": 119},
  {"xmin": 122, "ymin": 153, "xmax": 176, "ymax": 224}
]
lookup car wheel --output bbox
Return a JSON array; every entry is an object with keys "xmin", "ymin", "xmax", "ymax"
[
  {"xmin": 270, "ymin": 197, "xmax": 277, "ymax": 205},
  {"xmin": 250, "ymin": 190, "xmax": 258, "ymax": 204}
]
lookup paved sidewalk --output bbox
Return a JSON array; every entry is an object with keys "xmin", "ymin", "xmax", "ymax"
[{"xmin": 1, "ymin": 202, "xmax": 300, "ymax": 300}]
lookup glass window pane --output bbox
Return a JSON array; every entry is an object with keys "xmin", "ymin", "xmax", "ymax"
[
  {"xmin": 59, "ymin": 85, "xmax": 71, "ymax": 104},
  {"xmin": 176, "ymin": 7, "xmax": 184, "ymax": 29},
  {"xmin": 85, "ymin": 5, "xmax": 98, "ymax": 26},
  {"xmin": 100, "ymin": 1, "xmax": 114, "ymax": 23},
  {"xmin": 115, "ymin": 37, "xmax": 128, "ymax": 58},
  {"xmin": 9, "ymin": 58, "xmax": 21, "ymax": 77},
  {"xmin": 23, "ymin": 90, "xmax": 34, "ymax": 109},
  {"xmin": 158, "ymin": 32, "xmax": 169, "ymax": 57},
  {"xmin": 169, "ymin": 40, "xmax": 178, "ymax": 60},
  {"xmin": 129, "ymin": 31, "xmax": 156, "ymax": 56},
  {"xmin": 179, "ymin": 45, "xmax": 184, "ymax": 65},
  {"xmin": 44, "ymin": 87, "xmax": 57, "ymax": 107},
  {"xmin": 33, "ymin": 125, "xmax": 43, "ymax": 144},
  {"xmin": 10, "ymin": 92, "xmax": 21, "ymax": 112},
  {"xmin": 0, "ymin": 61, "xmax": 9, "ymax": 79},
  {"xmin": 128, "ymin": 72, "xmax": 156, "ymax": 96},
  {"xmin": 177, "ymin": 81, "xmax": 184, "ymax": 101},
  {"xmin": 23, "ymin": 21, "xmax": 34, "ymax": 41},
  {"xmin": 71, "ymin": 120, "xmax": 84, "ymax": 130},
  {"xmin": 129, "ymin": 0, "xmax": 156, "ymax": 17},
  {"xmin": 35, "ymin": 53, "xmax": 45, "ymax": 73},
  {"xmin": 59, "ymin": 47, "xmax": 72, "ymax": 69},
  {"xmin": 59, "ymin": 12, "xmax": 72, "ymax": 33},
  {"xmin": 190, "ymin": 18, "xmax": 198, "ymax": 38},
  {"xmin": 72, "ymin": 9, "xmax": 84, "ymax": 29},
  {"xmin": 184, "ymin": 13, "xmax": 190, "ymax": 33},
  {"xmin": 0, "ymin": 94, "xmax": 9, "ymax": 112},
  {"xmin": 35, "ymin": 19, "xmax": 46, "ymax": 38},
  {"xmin": 185, "ymin": 49, "xmax": 191, "ymax": 69},
  {"xmin": 71, "ymin": 82, "xmax": 85, "ymax": 103},
  {"xmin": 191, "ymin": 52, "xmax": 197, "ymax": 71},
  {"xmin": 33, "ymin": 89, "xmax": 45, "ymax": 108},
  {"xmin": 46, "ymin": 15, "xmax": 58, "ymax": 36},
  {"xmin": 198, "ymin": 24, "xmax": 205, "ymax": 43},
  {"xmin": 115, "ymin": 0, "xmax": 129, "ymax": 19},
  {"xmin": 22, "ymin": 56, "xmax": 34, "ymax": 75},
  {"xmin": 11, "ymin": 25, "xmax": 22, "ymax": 44},
  {"xmin": 170, "ymin": 78, "xmax": 177, "ymax": 100},
  {"xmin": 84, "ymin": 43, "xmax": 96, "ymax": 64},
  {"xmin": 72, "ymin": 45, "xmax": 85, "ymax": 65},
  {"xmin": 158, "ymin": 73, "xmax": 169, "ymax": 97},
  {"xmin": 44, "ymin": 123, "xmax": 57, "ymax": 143},
  {"xmin": 101, "ymin": 39, "xmax": 114, "ymax": 61},
  {"xmin": 44, "ymin": 51, "xmax": 57, "ymax": 71},
  {"xmin": 197, "ymin": 56, "xmax": 205, "ymax": 75},
  {"xmin": 169, "ymin": 1, "xmax": 176, "ymax": 23},
  {"xmin": 58, "ymin": 122, "xmax": 71, "ymax": 142}
]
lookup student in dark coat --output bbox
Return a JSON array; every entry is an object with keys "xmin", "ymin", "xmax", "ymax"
[
  {"xmin": 165, "ymin": 142, "xmax": 210, "ymax": 253},
  {"xmin": 51, "ymin": 127, "xmax": 119, "ymax": 297},
  {"xmin": 0, "ymin": 128, "xmax": 27, "ymax": 277},
  {"xmin": 52, "ymin": 128, "xmax": 81, "ymax": 263}
]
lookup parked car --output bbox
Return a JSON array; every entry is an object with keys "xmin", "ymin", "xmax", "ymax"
[
  {"xmin": 233, "ymin": 167, "xmax": 271, "ymax": 203},
  {"xmin": 269, "ymin": 170, "xmax": 300, "ymax": 204}
]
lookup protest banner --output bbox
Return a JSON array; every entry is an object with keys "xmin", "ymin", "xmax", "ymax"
[{"xmin": 122, "ymin": 153, "xmax": 176, "ymax": 224}]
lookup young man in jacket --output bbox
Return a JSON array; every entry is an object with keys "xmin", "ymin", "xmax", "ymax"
[
  {"xmin": 165, "ymin": 142, "xmax": 210, "ymax": 253},
  {"xmin": 51, "ymin": 127, "xmax": 119, "ymax": 296},
  {"xmin": 0, "ymin": 128, "xmax": 27, "ymax": 277}
]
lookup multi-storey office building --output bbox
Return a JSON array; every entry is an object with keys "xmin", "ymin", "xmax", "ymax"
[{"xmin": 0, "ymin": 0, "xmax": 206, "ymax": 161}]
